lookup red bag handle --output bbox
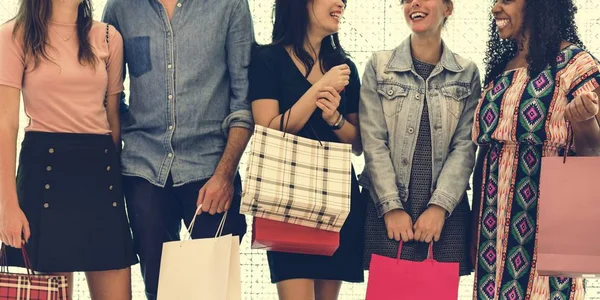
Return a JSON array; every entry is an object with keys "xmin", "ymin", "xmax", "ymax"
[
  {"xmin": 396, "ymin": 241, "xmax": 434, "ymax": 262},
  {"xmin": 0, "ymin": 242, "xmax": 35, "ymax": 282}
]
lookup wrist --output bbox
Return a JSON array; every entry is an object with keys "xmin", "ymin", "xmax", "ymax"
[
  {"xmin": 214, "ymin": 169, "xmax": 235, "ymax": 180},
  {"xmin": 384, "ymin": 208, "xmax": 405, "ymax": 217},
  {"xmin": 0, "ymin": 197, "xmax": 19, "ymax": 210},
  {"xmin": 326, "ymin": 111, "xmax": 342, "ymax": 126},
  {"xmin": 428, "ymin": 204, "xmax": 448, "ymax": 215}
]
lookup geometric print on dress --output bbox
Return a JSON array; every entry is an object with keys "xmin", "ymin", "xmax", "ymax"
[
  {"xmin": 499, "ymin": 143, "xmax": 539, "ymax": 300},
  {"xmin": 476, "ymin": 144, "xmax": 501, "ymax": 300},
  {"xmin": 479, "ymin": 76, "xmax": 512, "ymax": 145}
]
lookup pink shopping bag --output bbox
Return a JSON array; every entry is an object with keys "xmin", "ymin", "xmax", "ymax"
[
  {"xmin": 366, "ymin": 242, "xmax": 459, "ymax": 300},
  {"xmin": 537, "ymin": 145, "xmax": 600, "ymax": 277}
]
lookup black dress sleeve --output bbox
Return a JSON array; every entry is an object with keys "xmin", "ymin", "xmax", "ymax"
[
  {"xmin": 248, "ymin": 46, "xmax": 279, "ymax": 102},
  {"xmin": 343, "ymin": 59, "xmax": 361, "ymax": 115}
]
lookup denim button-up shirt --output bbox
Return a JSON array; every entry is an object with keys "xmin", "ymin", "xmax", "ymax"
[
  {"xmin": 359, "ymin": 36, "xmax": 481, "ymax": 217},
  {"xmin": 102, "ymin": 0, "xmax": 254, "ymax": 187}
]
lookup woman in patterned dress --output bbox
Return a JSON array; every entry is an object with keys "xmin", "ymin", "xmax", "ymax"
[{"xmin": 471, "ymin": 0, "xmax": 600, "ymax": 299}]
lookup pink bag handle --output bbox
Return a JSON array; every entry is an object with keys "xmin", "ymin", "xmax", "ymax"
[{"xmin": 396, "ymin": 241, "xmax": 434, "ymax": 261}]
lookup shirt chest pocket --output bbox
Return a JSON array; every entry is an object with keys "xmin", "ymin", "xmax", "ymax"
[
  {"xmin": 441, "ymin": 84, "xmax": 471, "ymax": 119},
  {"xmin": 125, "ymin": 37, "xmax": 152, "ymax": 78},
  {"xmin": 377, "ymin": 84, "xmax": 409, "ymax": 118}
]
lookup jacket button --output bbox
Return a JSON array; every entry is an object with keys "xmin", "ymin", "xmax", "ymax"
[
  {"xmin": 106, "ymin": 166, "xmax": 111, "ymax": 171},
  {"xmin": 46, "ymin": 166, "xmax": 52, "ymax": 171},
  {"xmin": 45, "ymin": 184, "xmax": 51, "ymax": 190},
  {"xmin": 48, "ymin": 148, "xmax": 55, "ymax": 154},
  {"xmin": 109, "ymin": 185, "xmax": 114, "ymax": 190},
  {"xmin": 104, "ymin": 149, "xmax": 108, "ymax": 154},
  {"xmin": 387, "ymin": 89, "xmax": 394, "ymax": 96},
  {"xmin": 43, "ymin": 203, "xmax": 49, "ymax": 208},
  {"xmin": 112, "ymin": 202, "xmax": 118, "ymax": 207},
  {"xmin": 408, "ymin": 128, "xmax": 414, "ymax": 134}
]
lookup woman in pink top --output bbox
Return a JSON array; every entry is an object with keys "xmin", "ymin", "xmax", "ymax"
[{"xmin": 0, "ymin": 0, "xmax": 136, "ymax": 298}]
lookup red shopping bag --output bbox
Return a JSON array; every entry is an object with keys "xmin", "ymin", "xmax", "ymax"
[
  {"xmin": 251, "ymin": 217, "xmax": 339, "ymax": 256},
  {"xmin": 366, "ymin": 242, "xmax": 459, "ymax": 300},
  {"xmin": 0, "ymin": 243, "xmax": 68, "ymax": 300}
]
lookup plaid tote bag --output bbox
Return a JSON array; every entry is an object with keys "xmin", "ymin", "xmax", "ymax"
[
  {"xmin": 241, "ymin": 120, "xmax": 352, "ymax": 232},
  {"xmin": 0, "ymin": 244, "xmax": 68, "ymax": 300}
]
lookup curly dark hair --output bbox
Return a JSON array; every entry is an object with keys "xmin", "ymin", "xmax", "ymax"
[{"xmin": 483, "ymin": 0, "xmax": 585, "ymax": 85}]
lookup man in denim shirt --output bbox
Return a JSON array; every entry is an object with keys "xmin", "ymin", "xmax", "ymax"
[{"xmin": 102, "ymin": 0, "xmax": 254, "ymax": 298}]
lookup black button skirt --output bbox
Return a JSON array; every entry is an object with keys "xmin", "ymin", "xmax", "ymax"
[{"xmin": 5, "ymin": 132, "xmax": 138, "ymax": 272}]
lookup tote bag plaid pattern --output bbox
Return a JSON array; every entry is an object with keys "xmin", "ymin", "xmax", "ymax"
[
  {"xmin": 0, "ymin": 244, "xmax": 68, "ymax": 300},
  {"xmin": 241, "ymin": 124, "xmax": 352, "ymax": 232}
]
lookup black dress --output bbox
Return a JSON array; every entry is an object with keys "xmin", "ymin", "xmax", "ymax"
[{"xmin": 248, "ymin": 45, "xmax": 366, "ymax": 283}]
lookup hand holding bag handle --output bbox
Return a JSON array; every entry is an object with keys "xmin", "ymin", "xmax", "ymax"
[{"xmin": 183, "ymin": 204, "xmax": 229, "ymax": 241}]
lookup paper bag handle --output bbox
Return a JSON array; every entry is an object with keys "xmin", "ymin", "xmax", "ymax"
[
  {"xmin": 396, "ymin": 241, "xmax": 434, "ymax": 261},
  {"xmin": 563, "ymin": 121, "xmax": 574, "ymax": 164},
  {"xmin": 184, "ymin": 204, "xmax": 228, "ymax": 240}
]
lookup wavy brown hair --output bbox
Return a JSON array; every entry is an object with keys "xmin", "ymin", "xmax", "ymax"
[
  {"xmin": 12, "ymin": 0, "xmax": 97, "ymax": 69},
  {"xmin": 483, "ymin": 0, "xmax": 585, "ymax": 85}
]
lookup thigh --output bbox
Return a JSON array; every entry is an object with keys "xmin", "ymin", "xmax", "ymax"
[
  {"xmin": 123, "ymin": 176, "xmax": 183, "ymax": 248},
  {"xmin": 277, "ymin": 279, "xmax": 315, "ymax": 300},
  {"xmin": 314, "ymin": 280, "xmax": 342, "ymax": 300},
  {"xmin": 85, "ymin": 267, "xmax": 132, "ymax": 300},
  {"xmin": 175, "ymin": 175, "xmax": 247, "ymax": 240}
]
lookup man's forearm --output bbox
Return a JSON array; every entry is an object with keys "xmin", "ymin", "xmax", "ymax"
[{"xmin": 214, "ymin": 127, "xmax": 252, "ymax": 178}]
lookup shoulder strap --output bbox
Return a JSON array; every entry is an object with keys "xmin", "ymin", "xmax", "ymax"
[{"xmin": 104, "ymin": 23, "xmax": 110, "ymax": 108}]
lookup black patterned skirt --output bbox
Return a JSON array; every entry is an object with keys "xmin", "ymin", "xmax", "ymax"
[{"xmin": 5, "ymin": 132, "xmax": 138, "ymax": 272}]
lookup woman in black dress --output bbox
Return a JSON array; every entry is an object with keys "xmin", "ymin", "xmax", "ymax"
[{"xmin": 248, "ymin": 0, "xmax": 365, "ymax": 299}]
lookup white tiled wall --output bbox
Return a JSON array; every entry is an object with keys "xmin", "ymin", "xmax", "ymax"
[{"xmin": 1, "ymin": 0, "xmax": 599, "ymax": 299}]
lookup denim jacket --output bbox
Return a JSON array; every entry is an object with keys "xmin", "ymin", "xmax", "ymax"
[
  {"xmin": 358, "ymin": 36, "xmax": 481, "ymax": 217},
  {"xmin": 102, "ymin": 0, "xmax": 254, "ymax": 187}
]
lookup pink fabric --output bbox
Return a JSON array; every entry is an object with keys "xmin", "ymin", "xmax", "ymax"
[{"xmin": 0, "ymin": 20, "xmax": 124, "ymax": 134}]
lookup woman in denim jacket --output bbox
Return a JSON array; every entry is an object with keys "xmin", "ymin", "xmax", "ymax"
[{"xmin": 359, "ymin": 0, "xmax": 481, "ymax": 276}]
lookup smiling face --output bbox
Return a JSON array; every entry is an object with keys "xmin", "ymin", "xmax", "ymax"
[
  {"xmin": 307, "ymin": 0, "xmax": 347, "ymax": 35},
  {"xmin": 492, "ymin": 0, "xmax": 527, "ymax": 41},
  {"xmin": 402, "ymin": 0, "xmax": 453, "ymax": 35}
]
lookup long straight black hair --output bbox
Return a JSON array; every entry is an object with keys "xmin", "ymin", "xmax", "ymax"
[
  {"xmin": 12, "ymin": 0, "xmax": 97, "ymax": 69},
  {"xmin": 271, "ymin": 0, "xmax": 349, "ymax": 77}
]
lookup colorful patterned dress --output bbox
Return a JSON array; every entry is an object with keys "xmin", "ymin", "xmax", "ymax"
[{"xmin": 472, "ymin": 45, "xmax": 600, "ymax": 300}]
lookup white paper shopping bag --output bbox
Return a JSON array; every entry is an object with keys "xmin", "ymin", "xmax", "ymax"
[{"xmin": 157, "ymin": 208, "xmax": 241, "ymax": 300}]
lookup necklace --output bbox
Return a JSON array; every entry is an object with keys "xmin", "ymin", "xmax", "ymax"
[{"xmin": 50, "ymin": 26, "xmax": 76, "ymax": 42}]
